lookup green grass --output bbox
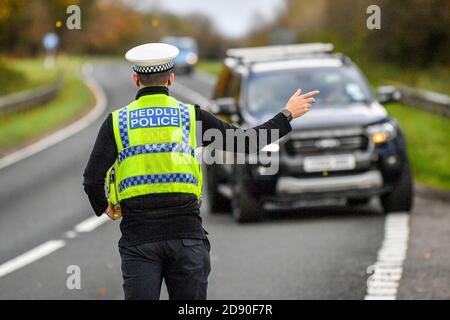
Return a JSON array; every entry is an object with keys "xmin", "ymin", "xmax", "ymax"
[
  {"xmin": 386, "ymin": 103, "xmax": 450, "ymax": 190},
  {"xmin": 0, "ymin": 56, "xmax": 94, "ymax": 153},
  {"xmin": 358, "ymin": 61, "xmax": 450, "ymax": 95},
  {"xmin": 197, "ymin": 60, "xmax": 222, "ymax": 76},
  {"xmin": 0, "ymin": 57, "xmax": 59, "ymax": 96}
]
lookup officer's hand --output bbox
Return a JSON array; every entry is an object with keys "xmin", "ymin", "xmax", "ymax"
[
  {"xmin": 105, "ymin": 203, "xmax": 122, "ymax": 220},
  {"xmin": 285, "ymin": 89, "xmax": 320, "ymax": 119}
]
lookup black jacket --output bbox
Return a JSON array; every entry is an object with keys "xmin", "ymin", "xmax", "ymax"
[{"xmin": 83, "ymin": 86, "xmax": 292, "ymax": 246}]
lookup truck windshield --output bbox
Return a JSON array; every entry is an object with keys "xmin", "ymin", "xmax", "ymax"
[{"xmin": 247, "ymin": 67, "xmax": 373, "ymax": 118}]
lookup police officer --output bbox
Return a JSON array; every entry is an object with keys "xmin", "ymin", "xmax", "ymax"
[{"xmin": 83, "ymin": 43, "xmax": 319, "ymax": 300}]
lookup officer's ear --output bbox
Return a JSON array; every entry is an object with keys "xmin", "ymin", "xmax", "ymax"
[
  {"xmin": 167, "ymin": 72, "xmax": 175, "ymax": 86},
  {"xmin": 132, "ymin": 74, "xmax": 140, "ymax": 88}
]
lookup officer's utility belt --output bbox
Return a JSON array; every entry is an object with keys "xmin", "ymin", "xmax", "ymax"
[{"xmin": 118, "ymin": 209, "xmax": 201, "ymax": 219}]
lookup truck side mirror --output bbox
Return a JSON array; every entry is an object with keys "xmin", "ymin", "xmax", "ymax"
[{"xmin": 377, "ymin": 86, "xmax": 402, "ymax": 104}]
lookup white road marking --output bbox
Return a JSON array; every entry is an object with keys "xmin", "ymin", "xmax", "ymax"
[
  {"xmin": 0, "ymin": 214, "xmax": 111, "ymax": 279},
  {"xmin": 365, "ymin": 212, "xmax": 410, "ymax": 300},
  {"xmin": 365, "ymin": 295, "xmax": 396, "ymax": 300},
  {"xmin": 171, "ymin": 80, "xmax": 211, "ymax": 107},
  {"xmin": 0, "ymin": 240, "xmax": 65, "ymax": 278},
  {"xmin": 74, "ymin": 214, "xmax": 110, "ymax": 233},
  {"xmin": 192, "ymin": 71, "xmax": 217, "ymax": 86},
  {"xmin": 0, "ymin": 63, "xmax": 108, "ymax": 171},
  {"xmin": 64, "ymin": 231, "xmax": 78, "ymax": 239}
]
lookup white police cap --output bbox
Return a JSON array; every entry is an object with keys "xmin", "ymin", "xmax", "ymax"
[{"xmin": 125, "ymin": 43, "xmax": 179, "ymax": 74}]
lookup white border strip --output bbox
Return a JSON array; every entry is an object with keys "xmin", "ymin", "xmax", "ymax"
[
  {"xmin": 0, "ymin": 214, "xmax": 111, "ymax": 279},
  {"xmin": 74, "ymin": 214, "xmax": 110, "ymax": 233},
  {"xmin": 171, "ymin": 81, "xmax": 211, "ymax": 107},
  {"xmin": 0, "ymin": 63, "xmax": 107, "ymax": 171},
  {"xmin": 365, "ymin": 212, "xmax": 410, "ymax": 300},
  {"xmin": 0, "ymin": 240, "xmax": 65, "ymax": 278}
]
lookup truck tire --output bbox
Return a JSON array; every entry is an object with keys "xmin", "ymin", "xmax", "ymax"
[
  {"xmin": 231, "ymin": 167, "xmax": 263, "ymax": 223},
  {"xmin": 381, "ymin": 161, "xmax": 414, "ymax": 214},
  {"xmin": 206, "ymin": 165, "xmax": 230, "ymax": 213}
]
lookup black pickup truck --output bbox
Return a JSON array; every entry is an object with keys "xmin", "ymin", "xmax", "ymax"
[{"xmin": 206, "ymin": 43, "xmax": 413, "ymax": 222}]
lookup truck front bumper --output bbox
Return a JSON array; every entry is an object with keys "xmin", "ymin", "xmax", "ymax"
[{"xmin": 276, "ymin": 170, "xmax": 383, "ymax": 194}]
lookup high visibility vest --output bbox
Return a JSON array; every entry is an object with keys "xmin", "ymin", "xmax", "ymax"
[{"xmin": 105, "ymin": 93, "xmax": 202, "ymax": 206}]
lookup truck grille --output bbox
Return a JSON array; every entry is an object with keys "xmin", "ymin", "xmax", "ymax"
[{"xmin": 285, "ymin": 134, "xmax": 369, "ymax": 155}]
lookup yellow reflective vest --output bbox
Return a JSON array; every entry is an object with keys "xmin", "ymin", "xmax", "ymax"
[{"xmin": 105, "ymin": 93, "xmax": 202, "ymax": 206}]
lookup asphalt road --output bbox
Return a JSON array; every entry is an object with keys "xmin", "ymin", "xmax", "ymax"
[{"xmin": 0, "ymin": 61, "xmax": 441, "ymax": 299}]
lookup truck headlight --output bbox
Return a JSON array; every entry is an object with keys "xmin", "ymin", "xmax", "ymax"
[
  {"xmin": 261, "ymin": 143, "xmax": 280, "ymax": 152},
  {"xmin": 367, "ymin": 121, "xmax": 397, "ymax": 144}
]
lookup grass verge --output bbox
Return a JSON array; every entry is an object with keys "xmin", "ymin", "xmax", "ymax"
[
  {"xmin": 197, "ymin": 60, "xmax": 222, "ymax": 76},
  {"xmin": 0, "ymin": 56, "xmax": 94, "ymax": 154},
  {"xmin": 386, "ymin": 103, "xmax": 450, "ymax": 190},
  {"xmin": 0, "ymin": 57, "xmax": 59, "ymax": 96},
  {"xmin": 357, "ymin": 61, "xmax": 450, "ymax": 95}
]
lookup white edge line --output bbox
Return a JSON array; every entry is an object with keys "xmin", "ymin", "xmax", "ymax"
[
  {"xmin": 0, "ymin": 240, "xmax": 66, "ymax": 278},
  {"xmin": 192, "ymin": 71, "xmax": 217, "ymax": 87},
  {"xmin": 171, "ymin": 81, "xmax": 211, "ymax": 107},
  {"xmin": 74, "ymin": 214, "xmax": 110, "ymax": 233},
  {"xmin": 0, "ymin": 62, "xmax": 108, "ymax": 171},
  {"xmin": 0, "ymin": 214, "xmax": 110, "ymax": 279},
  {"xmin": 364, "ymin": 212, "xmax": 410, "ymax": 300}
]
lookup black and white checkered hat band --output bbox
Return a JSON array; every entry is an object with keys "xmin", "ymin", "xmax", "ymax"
[{"xmin": 132, "ymin": 61, "xmax": 174, "ymax": 74}]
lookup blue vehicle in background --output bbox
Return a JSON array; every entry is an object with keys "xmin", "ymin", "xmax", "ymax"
[{"xmin": 161, "ymin": 36, "xmax": 198, "ymax": 74}]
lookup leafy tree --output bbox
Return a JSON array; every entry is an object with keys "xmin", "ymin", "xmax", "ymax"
[{"xmin": 243, "ymin": 0, "xmax": 450, "ymax": 68}]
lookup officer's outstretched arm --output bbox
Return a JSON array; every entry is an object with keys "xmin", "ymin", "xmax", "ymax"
[{"xmin": 200, "ymin": 89, "xmax": 319, "ymax": 154}]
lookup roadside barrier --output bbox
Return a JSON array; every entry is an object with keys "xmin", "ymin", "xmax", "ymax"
[
  {"xmin": 0, "ymin": 73, "xmax": 64, "ymax": 117},
  {"xmin": 399, "ymin": 85, "xmax": 450, "ymax": 117}
]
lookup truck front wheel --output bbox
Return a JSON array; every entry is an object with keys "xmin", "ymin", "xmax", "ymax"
[
  {"xmin": 231, "ymin": 167, "xmax": 264, "ymax": 223},
  {"xmin": 381, "ymin": 160, "xmax": 414, "ymax": 213}
]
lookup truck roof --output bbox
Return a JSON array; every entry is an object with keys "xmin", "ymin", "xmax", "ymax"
[
  {"xmin": 249, "ymin": 58, "xmax": 344, "ymax": 73},
  {"xmin": 225, "ymin": 43, "xmax": 350, "ymax": 71}
]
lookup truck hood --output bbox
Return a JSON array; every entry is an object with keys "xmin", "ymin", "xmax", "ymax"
[{"xmin": 287, "ymin": 102, "xmax": 388, "ymax": 130}]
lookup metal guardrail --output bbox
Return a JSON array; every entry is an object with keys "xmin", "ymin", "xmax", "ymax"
[
  {"xmin": 0, "ymin": 73, "xmax": 64, "ymax": 116},
  {"xmin": 399, "ymin": 85, "xmax": 450, "ymax": 117}
]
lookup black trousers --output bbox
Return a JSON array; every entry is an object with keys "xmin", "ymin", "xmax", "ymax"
[{"xmin": 119, "ymin": 238, "xmax": 211, "ymax": 300}]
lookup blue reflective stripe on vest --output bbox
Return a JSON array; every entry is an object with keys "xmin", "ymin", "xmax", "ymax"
[
  {"xmin": 179, "ymin": 102, "xmax": 190, "ymax": 144},
  {"xmin": 118, "ymin": 173, "xmax": 198, "ymax": 192},
  {"xmin": 118, "ymin": 106, "xmax": 130, "ymax": 149},
  {"xmin": 117, "ymin": 143, "xmax": 194, "ymax": 164},
  {"xmin": 116, "ymin": 102, "xmax": 193, "ymax": 164},
  {"xmin": 117, "ymin": 102, "xmax": 191, "ymax": 152}
]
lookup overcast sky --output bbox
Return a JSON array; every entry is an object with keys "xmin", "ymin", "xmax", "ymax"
[{"xmin": 125, "ymin": 0, "xmax": 285, "ymax": 37}]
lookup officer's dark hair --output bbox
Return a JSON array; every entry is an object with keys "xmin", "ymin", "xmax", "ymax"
[{"xmin": 137, "ymin": 70, "xmax": 171, "ymax": 87}]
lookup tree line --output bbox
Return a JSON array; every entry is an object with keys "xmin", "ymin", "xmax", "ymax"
[
  {"xmin": 242, "ymin": 0, "xmax": 449, "ymax": 68},
  {"xmin": 0, "ymin": 0, "xmax": 448, "ymax": 68},
  {"xmin": 0, "ymin": 0, "xmax": 228, "ymax": 59}
]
